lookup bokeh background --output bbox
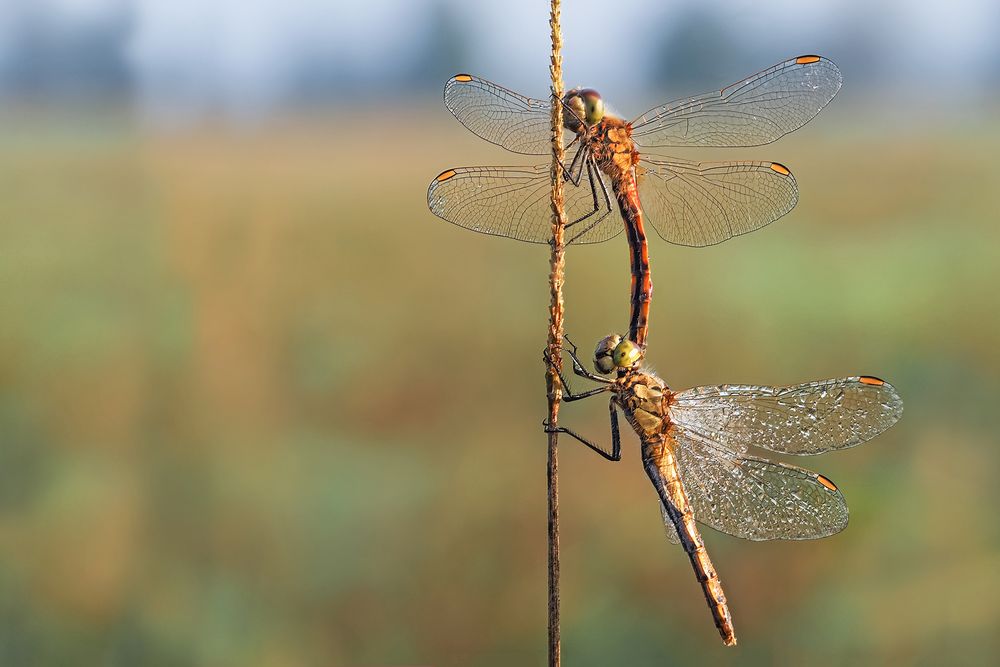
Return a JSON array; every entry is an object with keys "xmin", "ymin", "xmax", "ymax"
[{"xmin": 1, "ymin": 0, "xmax": 998, "ymax": 665}]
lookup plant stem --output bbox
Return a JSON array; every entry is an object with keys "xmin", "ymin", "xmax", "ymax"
[{"xmin": 546, "ymin": 1, "xmax": 565, "ymax": 666}]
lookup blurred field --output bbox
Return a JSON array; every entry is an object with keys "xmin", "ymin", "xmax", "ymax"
[{"xmin": 0, "ymin": 104, "xmax": 999, "ymax": 666}]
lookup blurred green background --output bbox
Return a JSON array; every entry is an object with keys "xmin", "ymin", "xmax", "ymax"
[{"xmin": 2, "ymin": 1, "xmax": 999, "ymax": 665}]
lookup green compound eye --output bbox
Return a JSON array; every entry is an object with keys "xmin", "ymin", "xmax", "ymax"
[
  {"xmin": 613, "ymin": 339, "xmax": 642, "ymax": 369},
  {"xmin": 585, "ymin": 94, "xmax": 605, "ymax": 125},
  {"xmin": 563, "ymin": 89, "xmax": 605, "ymax": 128}
]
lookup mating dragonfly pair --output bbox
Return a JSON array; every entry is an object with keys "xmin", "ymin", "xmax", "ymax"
[{"xmin": 427, "ymin": 56, "xmax": 903, "ymax": 646}]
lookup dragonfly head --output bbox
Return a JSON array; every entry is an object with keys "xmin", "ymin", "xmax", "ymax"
[
  {"xmin": 563, "ymin": 88, "xmax": 605, "ymax": 132},
  {"xmin": 594, "ymin": 334, "xmax": 643, "ymax": 375}
]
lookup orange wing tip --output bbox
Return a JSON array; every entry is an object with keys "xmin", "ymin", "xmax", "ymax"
[
  {"xmin": 816, "ymin": 474, "xmax": 839, "ymax": 491},
  {"xmin": 859, "ymin": 376, "xmax": 886, "ymax": 386},
  {"xmin": 795, "ymin": 55, "xmax": 822, "ymax": 64},
  {"xmin": 453, "ymin": 74, "xmax": 473, "ymax": 83},
  {"xmin": 769, "ymin": 162, "xmax": 791, "ymax": 176},
  {"xmin": 435, "ymin": 169, "xmax": 457, "ymax": 182}
]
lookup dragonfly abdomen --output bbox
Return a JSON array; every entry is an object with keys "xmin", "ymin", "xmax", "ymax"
[
  {"xmin": 608, "ymin": 171, "xmax": 651, "ymax": 350},
  {"xmin": 591, "ymin": 119, "xmax": 652, "ymax": 349},
  {"xmin": 642, "ymin": 436, "xmax": 737, "ymax": 647}
]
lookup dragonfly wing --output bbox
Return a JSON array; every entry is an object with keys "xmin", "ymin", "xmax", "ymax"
[
  {"xmin": 630, "ymin": 56, "xmax": 842, "ymax": 148},
  {"xmin": 444, "ymin": 74, "xmax": 558, "ymax": 155},
  {"xmin": 427, "ymin": 161, "xmax": 624, "ymax": 244},
  {"xmin": 637, "ymin": 157, "xmax": 798, "ymax": 246},
  {"xmin": 672, "ymin": 425, "xmax": 849, "ymax": 541},
  {"xmin": 669, "ymin": 377, "xmax": 903, "ymax": 456}
]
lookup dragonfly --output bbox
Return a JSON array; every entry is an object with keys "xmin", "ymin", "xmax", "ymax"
[
  {"xmin": 428, "ymin": 56, "xmax": 842, "ymax": 349},
  {"xmin": 544, "ymin": 335, "xmax": 903, "ymax": 646}
]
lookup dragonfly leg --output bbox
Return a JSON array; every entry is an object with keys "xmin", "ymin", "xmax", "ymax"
[
  {"xmin": 543, "ymin": 419, "xmax": 620, "ymax": 462},
  {"xmin": 559, "ymin": 136, "xmax": 585, "ymax": 185},
  {"xmin": 543, "ymin": 346, "xmax": 611, "ymax": 403},
  {"xmin": 566, "ymin": 163, "xmax": 614, "ymax": 245},
  {"xmin": 564, "ymin": 385, "xmax": 612, "ymax": 402},
  {"xmin": 594, "ymin": 158, "xmax": 614, "ymax": 209},
  {"xmin": 552, "ymin": 160, "xmax": 606, "ymax": 250},
  {"xmin": 564, "ymin": 161, "xmax": 601, "ymax": 225},
  {"xmin": 609, "ymin": 399, "xmax": 622, "ymax": 458},
  {"xmin": 544, "ymin": 349, "xmax": 611, "ymax": 400},
  {"xmin": 563, "ymin": 335, "xmax": 613, "ymax": 384}
]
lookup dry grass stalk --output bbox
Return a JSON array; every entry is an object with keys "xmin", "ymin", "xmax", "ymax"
[{"xmin": 546, "ymin": 1, "xmax": 565, "ymax": 666}]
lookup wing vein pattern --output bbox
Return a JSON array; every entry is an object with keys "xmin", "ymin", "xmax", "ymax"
[{"xmin": 630, "ymin": 56, "xmax": 842, "ymax": 148}]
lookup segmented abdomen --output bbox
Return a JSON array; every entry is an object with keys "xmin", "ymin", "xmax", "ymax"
[
  {"xmin": 612, "ymin": 170, "xmax": 652, "ymax": 349},
  {"xmin": 641, "ymin": 434, "xmax": 737, "ymax": 646}
]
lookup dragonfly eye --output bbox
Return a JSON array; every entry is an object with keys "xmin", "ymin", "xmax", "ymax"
[
  {"xmin": 593, "ymin": 334, "xmax": 622, "ymax": 375},
  {"xmin": 584, "ymin": 93, "xmax": 605, "ymax": 125},
  {"xmin": 563, "ymin": 93, "xmax": 587, "ymax": 132},
  {"xmin": 563, "ymin": 89, "xmax": 604, "ymax": 130},
  {"xmin": 613, "ymin": 339, "xmax": 642, "ymax": 369}
]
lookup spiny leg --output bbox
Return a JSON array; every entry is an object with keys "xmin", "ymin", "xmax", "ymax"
[
  {"xmin": 561, "ymin": 138, "xmax": 586, "ymax": 185},
  {"xmin": 563, "ymin": 335, "xmax": 613, "ymax": 384},
  {"xmin": 566, "ymin": 160, "xmax": 614, "ymax": 245},
  {"xmin": 543, "ymin": 419, "xmax": 620, "ymax": 461},
  {"xmin": 551, "ymin": 160, "xmax": 611, "ymax": 250},
  {"xmin": 542, "ymin": 340, "xmax": 621, "ymax": 461},
  {"xmin": 564, "ymin": 160, "xmax": 611, "ymax": 239},
  {"xmin": 543, "ymin": 337, "xmax": 612, "ymax": 395},
  {"xmin": 609, "ymin": 399, "xmax": 622, "ymax": 459},
  {"xmin": 544, "ymin": 348, "xmax": 611, "ymax": 402}
]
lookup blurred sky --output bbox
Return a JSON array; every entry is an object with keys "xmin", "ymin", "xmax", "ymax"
[{"xmin": 1, "ymin": 0, "xmax": 999, "ymax": 120}]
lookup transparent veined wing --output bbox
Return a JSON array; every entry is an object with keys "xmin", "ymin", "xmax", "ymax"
[
  {"xmin": 637, "ymin": 157, "xmax": 799, "ymax": 247},
  {"xmin": 427, "ymin": 161, "xmax": 624, "ymax": 244},
  {"xmin": 669, "ymin": 377, "xmax": 903, "ymax": 456},
  {"xmin": 444, "ymin": 74, "xmax": 558, "ymax": 155},
  {"xmin": 630, "ymin": 56, "xmax": 842, "ymax": 148},
  {"xmin": 671, "ymin": 426, "xmax": 849, "ymax": 541}
]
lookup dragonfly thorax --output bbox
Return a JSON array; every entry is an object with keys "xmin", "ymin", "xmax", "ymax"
[
  {"xmin": 595, "ymin": 334, "xmax": 671, "ymax": 437},
  {"xmin": 617, "ymin": 372, "xmax": 671, "ymax": 438},
  {"xmin": 588, "ymin": 117, "xmax": 639, "ymax": 181}
]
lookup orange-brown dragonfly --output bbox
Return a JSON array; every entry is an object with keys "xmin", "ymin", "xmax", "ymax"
[
  {"xmin": 428, "ymin": 56, "xmax": 842, "ymax": 349},
  {"xmin": 545, "ymin": 335, "xmax": 903, "ymax": 646}
]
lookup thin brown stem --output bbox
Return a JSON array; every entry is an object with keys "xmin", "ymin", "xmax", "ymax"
[{"xmin": 546, "ymin": 1, "xmax": 565, "ymax": 666}]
